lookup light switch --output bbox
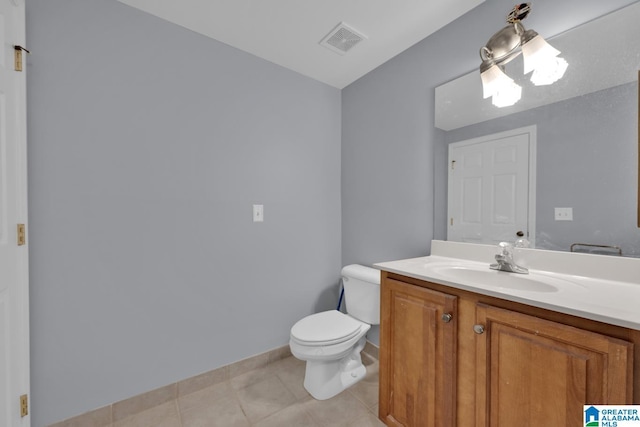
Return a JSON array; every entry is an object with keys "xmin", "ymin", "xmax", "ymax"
[
  {"xmin": 253, "ymin": 204, "xmax": 264, "ymax": 222},
  {"xmin": 554, "ymin": 207, "xmax": 573, "ymax": 221}
]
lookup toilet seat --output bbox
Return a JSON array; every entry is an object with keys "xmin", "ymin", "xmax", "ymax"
[{"xmin": 290, "ymin": 310, "xmax": 366, "ymax": 346}]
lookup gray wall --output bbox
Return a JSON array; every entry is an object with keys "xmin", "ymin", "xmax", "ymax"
[
  {"xmin": 27, "ymin": 1, "xmax": 341, "ymax": 425},
  {"xmin": 443, "ymin": 83, "xmax": 640, "ymax": 257}
]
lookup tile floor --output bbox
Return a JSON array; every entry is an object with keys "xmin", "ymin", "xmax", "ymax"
[{"xmin": 110, "ymin": 354, "xmax": 384, "ymax": 427}]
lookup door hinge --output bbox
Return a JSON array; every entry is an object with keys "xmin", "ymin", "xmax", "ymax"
[
  {"xmin": 451, "ymin": 160, "xmax": 456, "ymax": 170},
  {"xmin": 450, "ymin": 217, "xmax": 454, "ymax": 226},
  {"xmin": 20, "ymin": 394, "xmax": 28, "ymax": 417},
  {"xmin": 17, "ymin": 223, "xmax": 26, "ymax": 246},
  {"xmin": 14, "ymin": 45, "xmax": 30, "ymax": 72}
]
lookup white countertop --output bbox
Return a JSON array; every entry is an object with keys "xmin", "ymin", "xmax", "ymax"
[{"xmin": 375, "ymin": 241, "xmax": 640, "ymax": 330}]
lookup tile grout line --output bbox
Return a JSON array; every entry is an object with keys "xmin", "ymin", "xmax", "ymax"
[
  {"xmin": 174, "ymin": 399, "xmax": 184, "ymax": 427},
  {"xmin": 232, "ymin": 379, "xmax": 252, "ymax": 425}
]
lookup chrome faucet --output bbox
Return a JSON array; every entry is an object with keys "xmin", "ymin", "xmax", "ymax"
[{"xmin": 490, "ymin": 242, "xmax": 529, "ymax": 274}]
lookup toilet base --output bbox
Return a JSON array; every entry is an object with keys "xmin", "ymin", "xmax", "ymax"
[{"xmin": 302, "ymin": 337, "xmax": 368, "ymax": 400}]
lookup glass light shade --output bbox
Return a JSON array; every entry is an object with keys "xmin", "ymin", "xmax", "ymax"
[
  {"xmin": 481, "ymin": 64, "xmax": 514, "ymax": 99},
  {"xmin": 491, "ymin": 80, "xmax": 522, "ymax": 108},
  {"xmin": 530, "ymin": 56, "xmax": 569, "ymax": 86},
  {"xmin": 521, "ymin": 34, "xmax": 561, "ymax": 74}
]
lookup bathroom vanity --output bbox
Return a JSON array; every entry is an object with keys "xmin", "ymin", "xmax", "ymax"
[{"xmin": 375, "ymin": 241, "xmax": 640, "ymax": 427}]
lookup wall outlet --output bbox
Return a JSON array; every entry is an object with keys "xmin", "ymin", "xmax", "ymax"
[
  {"xmin": 554, "ymin": 207, "xmax": 573, "ymax": 221},
  {"xmin": 253, "ymin": 204, "xmax": 264, "ymax": 222}
]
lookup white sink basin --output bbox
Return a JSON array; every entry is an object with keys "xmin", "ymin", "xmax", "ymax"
[
  {"xmin": 429, "ymin": 264, "xmax": 581, "ymax": 293},
  {"xmin": 375, "ymin": 245, "xmax": 640, "ymax": 330}
]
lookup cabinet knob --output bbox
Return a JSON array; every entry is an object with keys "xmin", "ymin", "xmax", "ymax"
[
  {"xmin": 441, "ymin": 313, "xmax": 453, "ymax": 323},
  {"xmin": 473, "ymin": 324, "xmax": 485, "ymax": 334}
]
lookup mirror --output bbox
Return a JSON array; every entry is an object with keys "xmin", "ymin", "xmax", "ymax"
[{"xmin": 435, "ymin": 1, "xmax": 640, "ymax": 257}]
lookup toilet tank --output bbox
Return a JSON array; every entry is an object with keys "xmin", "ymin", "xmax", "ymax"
[{"xmin": 341, "ymin": 264, "xmax": 380, "ymax": 325}]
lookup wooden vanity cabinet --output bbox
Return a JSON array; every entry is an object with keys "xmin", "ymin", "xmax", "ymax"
[
  {"xmin": 379, "ymin": 271, "xmax": 638, "ymax": 427},
  {"xmin": 475, "ymin": 303, "xmax": 633, "ymax": 426},
  {"xmin": 379, "ymin": 277, "xmax": 458, "ymax": 427}
]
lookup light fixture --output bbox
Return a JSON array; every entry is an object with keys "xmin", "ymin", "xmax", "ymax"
[{"xmin": 479, "ymin": 3, "xmax": 568, "ymax": 107}]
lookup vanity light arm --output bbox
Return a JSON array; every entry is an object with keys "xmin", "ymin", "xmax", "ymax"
[{"xmin": 480, "ymin": 46, "xmax": 493, "ymax": 61}]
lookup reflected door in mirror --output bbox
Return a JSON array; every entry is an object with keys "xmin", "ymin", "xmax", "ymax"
[{"xmin": 448, "ymin": 128, "xmax": 534, "ymax": 245}]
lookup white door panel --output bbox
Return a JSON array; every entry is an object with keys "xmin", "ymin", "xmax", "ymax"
[
  {"xmin": 448, "ymin": 126, "xmax": 536, "ymax": 246},
  {"xmin": 0, "ymin": 0, "xmax": 28, "ymax": 425}
]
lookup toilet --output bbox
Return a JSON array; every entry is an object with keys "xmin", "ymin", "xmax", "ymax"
[{"xmin": 289, "ymin": 264, "xmax": 380, "ymax": 400}]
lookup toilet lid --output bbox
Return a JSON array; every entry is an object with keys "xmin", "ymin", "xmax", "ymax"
[{"xmin": 290, "ymin": 310, "xmax": 364, "ymax": 346}]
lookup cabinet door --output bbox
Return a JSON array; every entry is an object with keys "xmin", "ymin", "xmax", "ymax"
[
  {"xmin": 475, "ymin": 303, "xmax": 634, "ymax": 427},
  {"xmin": 379, "ymin": 278, "xmax": 457, "ymax": 427}
]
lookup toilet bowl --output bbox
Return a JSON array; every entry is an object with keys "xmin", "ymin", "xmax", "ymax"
[{"xmin": 289, "ymin": 265, "xmax": 380, "ymax": 400}]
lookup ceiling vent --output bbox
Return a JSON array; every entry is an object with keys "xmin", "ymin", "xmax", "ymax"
[{"xmin": 319, "ymin": 22, "xmax": 367, "ymax": 55}]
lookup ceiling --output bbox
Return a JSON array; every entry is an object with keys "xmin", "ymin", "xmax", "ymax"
[{"xmin": 116, "ymin": 0, "xmax": 485, "ymax": 89}]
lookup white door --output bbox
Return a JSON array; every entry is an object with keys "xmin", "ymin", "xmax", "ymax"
[
  {"xmin": 448, "ymin": 126, "xmax": 536, "ymax": 246},
  {"xmin": 0, "ymin": 0, "xmax": 29, "ymax": 425}
]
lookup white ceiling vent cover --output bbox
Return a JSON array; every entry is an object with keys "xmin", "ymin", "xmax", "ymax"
[{"xmin": 320, "ymin": 22, "xmax": 367, "ymax": 55}]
